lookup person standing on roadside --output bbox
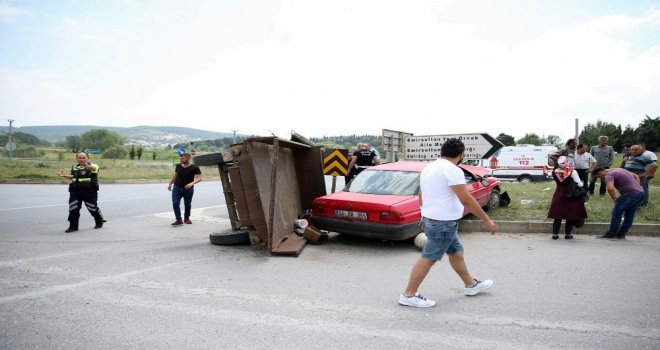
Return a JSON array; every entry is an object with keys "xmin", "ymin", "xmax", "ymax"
[
  {"xmin": 589, "ymin": 136, "xmax": 615, "ymax": 197},
  {"xmin": 168, "ymin": 153, "xmax": 202, "ymax": 226},
  {"xmin": 562, "ymin": 138, "xmax": 577, "ymax": 158},
  {"xmin": 574, "ymin": 143, "xmax": 597, "ymax": 185},
  {"xmin": 347, "ymin": 143, "xmax": 379, "ymax": 180},
  {"xmin": 547, "ymin": 156, "xmax": 587, "ymax": 240},
  {"xmin": 620, "ymin": 144, "xmax": 632, "ymax": 167},
  {"xmin": 398, "ymin": 138, "xmax": 497, "ymax": 308},
  {"xmin": 624, "ymin": 144, "xmax": 656, "ymax": 207},
  {"xmin": 592, "ymin": 167, "xmax": 645, "ymax": 240},
  {"xmin": 56, "ymin": 152, "xmax": 105, "ymax": 233}
]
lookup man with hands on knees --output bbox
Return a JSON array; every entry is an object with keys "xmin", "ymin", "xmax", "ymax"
[{"xmin": 399, "ymin": 138, "xmax": 497, "ymax": 308}]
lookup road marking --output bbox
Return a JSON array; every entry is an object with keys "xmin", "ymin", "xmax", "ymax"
[
  {"xmin": 0, "ymin": 258, "xmax": 207, "ymax": 304},
  {"xmin": 0, "ymin": 247, "xmax": 114, "ymax": 267},
  {"xmin": 0, "ymin": 197, "xmax": 154, "ymax": 211},
  {"xmin": 137, "ymin": 205, "xmax": 230, "ymax": 223}
]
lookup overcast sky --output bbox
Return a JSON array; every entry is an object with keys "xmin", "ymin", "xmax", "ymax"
[{"xmin": 1, "ymin": 0, "xmax": 659, "ymax": 142}]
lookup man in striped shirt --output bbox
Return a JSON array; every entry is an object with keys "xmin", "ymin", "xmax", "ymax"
[{"xmin": 624, "ymin": 144, "xmax": 657, "ymax": 206}]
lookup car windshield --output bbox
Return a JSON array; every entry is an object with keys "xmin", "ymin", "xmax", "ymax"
[{"xmin": 347, "ymin": 170, "xmax": 420, "ymax": 195}]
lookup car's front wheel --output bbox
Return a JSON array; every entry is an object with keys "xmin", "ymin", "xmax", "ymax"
[{"xmin": 485, "ymin": 189, "xmax": 501, "ymax": 211}]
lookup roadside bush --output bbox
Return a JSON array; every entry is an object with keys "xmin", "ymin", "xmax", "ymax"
[
  {"xmin": 14, "ymin": 146, "xmax": 45, "ymax": 158},
  {"xmin": 102, "ymin": 146, "xmax": 128, "ymax": 159}
]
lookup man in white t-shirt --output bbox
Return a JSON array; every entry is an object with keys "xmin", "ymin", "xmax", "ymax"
[{"xmin": 398, "ymin": 138, "xmax": 497, "ymax": 308}]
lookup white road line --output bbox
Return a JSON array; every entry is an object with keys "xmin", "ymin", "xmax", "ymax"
[
  {"xmin": 0, "ymin": 258, "xmax": 207, "ymax": 304},
  {"xmin": 0, "ymin": 197, "xmax": 154, "ymax": 211},
  {"xmin": 0, "ymin": 247, "xmax": 115, "ymax": 267},
  {"xmin": 137, "ymin": 205, "xmax": 230, "ymax": 223}
]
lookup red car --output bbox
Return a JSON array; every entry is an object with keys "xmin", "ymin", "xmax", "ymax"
[{"xmin": 311, "ymin": 161, "xmax": 502, "ymax": 241}]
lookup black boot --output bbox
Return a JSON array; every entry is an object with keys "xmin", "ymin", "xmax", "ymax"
[
  {"xmin": 65, "ymin": 222, "xmax": 78, "ymax": 233},
  {"xmin": 94, "ymin": 220, "xmax": 103, "ymax": 229}
]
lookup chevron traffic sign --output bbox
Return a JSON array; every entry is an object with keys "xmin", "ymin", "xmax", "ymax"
[{"xmin": 323, "ymin": 149, "xmax": 349, "ymax": 176}]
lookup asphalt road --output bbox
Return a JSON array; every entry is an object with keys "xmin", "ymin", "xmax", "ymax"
[{"xmin": 0, "ymin": 182, "xmax": 659, "ymax": 350}]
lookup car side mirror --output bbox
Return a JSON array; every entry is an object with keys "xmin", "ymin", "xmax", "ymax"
[{"xmin": 480, "ymin": 179, "xmax": 490, "ymax": 187}]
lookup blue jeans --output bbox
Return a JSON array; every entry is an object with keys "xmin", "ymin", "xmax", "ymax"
[
  {"xmin": 172, "ymin": 185, "xmax": 194, "ymax": 220},
  {"xmin": 607, "ymin": 192, "xmax": 645, "ymax": 235},
  {"xmin": 421, "ymin": 217, "xmax": 464, "ymax": 261}
]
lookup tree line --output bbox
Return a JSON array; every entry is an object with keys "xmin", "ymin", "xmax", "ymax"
[
  {"xmin": 495, "ymin": 116, "xmax": 658, "ymax": 152},
  {"xmin": 2, "ymin": 116, "xmax": 658, "ymax": 159}
]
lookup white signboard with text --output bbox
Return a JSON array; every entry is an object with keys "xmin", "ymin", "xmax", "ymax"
[{"xmin": 404, "ymin": 133, "xmax": 503, "ymax": 160}]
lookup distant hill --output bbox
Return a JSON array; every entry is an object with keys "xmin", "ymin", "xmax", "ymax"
[{"xmin": 0, "ymin": 125, "xmax": 236, "ymax": 146}]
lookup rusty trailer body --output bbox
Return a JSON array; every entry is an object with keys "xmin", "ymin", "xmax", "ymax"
[{"xmin": 197, "ymin": 135, "xmax": 326, "ymax": 256}]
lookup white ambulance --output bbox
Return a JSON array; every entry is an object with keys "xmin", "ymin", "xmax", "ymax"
[{"xmin": 467, "ymin": 144, "xmax": 557, "ymax": 182}]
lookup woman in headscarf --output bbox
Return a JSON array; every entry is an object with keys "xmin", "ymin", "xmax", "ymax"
[{"xmin": 547, "ymin": 156, "xmax": 588, "ymax": 239}]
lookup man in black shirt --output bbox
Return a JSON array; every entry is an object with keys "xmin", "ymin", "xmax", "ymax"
[
  {"xmin": 167, "ymin": 153, "xmax": 202, "ymax": 225},
  {"xmin": 348, "ymin": 142, "xmax": 381, "ymax": 179}
]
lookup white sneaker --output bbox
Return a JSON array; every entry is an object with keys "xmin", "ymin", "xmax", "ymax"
[
  {"xmin": 398, "ymin": 292, "xmax": 436, "ymax": 307},
  {"xmin": 465, "ymin": 279, "xmax": 493, "ymax": 296}
]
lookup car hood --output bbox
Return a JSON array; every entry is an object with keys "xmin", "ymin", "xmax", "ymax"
[{"xmin": 459, "ymin": 163, "xmax": 488, "ymax": 177}]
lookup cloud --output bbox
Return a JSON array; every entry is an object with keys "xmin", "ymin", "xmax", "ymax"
[{"xmin": 0, "ymin": 1, "xmax": 29, "ymax": 19}]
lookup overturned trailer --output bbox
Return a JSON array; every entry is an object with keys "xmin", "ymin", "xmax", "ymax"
[{"xmin": 194, "ymin": 134, "xmax": 327, "ymax": 256}]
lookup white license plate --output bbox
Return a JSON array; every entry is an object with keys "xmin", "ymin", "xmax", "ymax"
[{"xmin": 335, "ymin": 210, "xmax": 367, "ymax": 219}]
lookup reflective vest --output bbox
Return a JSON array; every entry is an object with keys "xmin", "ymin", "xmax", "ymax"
[{"xmin": 70, "ymin": 164, "xmax": 99, "ymax": 188}]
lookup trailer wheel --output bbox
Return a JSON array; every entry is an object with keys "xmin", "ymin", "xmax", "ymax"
[{"xmin": 209, "ymin": 230, "xmax": 250, "ymax": 245}]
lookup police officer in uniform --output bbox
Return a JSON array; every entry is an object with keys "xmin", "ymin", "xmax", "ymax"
[{"xmin": 57, "ymin": 152, "xmax": 105, "ymax": 233}]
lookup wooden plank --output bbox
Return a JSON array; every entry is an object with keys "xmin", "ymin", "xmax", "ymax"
[
  {"xmin": 293, "ymin": 146, "xmax": 327, "ymax": 211},
  {"xmin": 271, "ymin": 233, "xmax": 307, "ymax": 256},
  {"xmin": 240, "ymin": 143, "xmax": 268, "ymax": 247},
  {"xmin": 269, "ymin": 147, "xmax": 301, "ymax": 253},
  {"xmin": 247, "ymin": 141, "xmax": 276, "ymax": 249},
  {"xmin": 228, "ymin": 166, "xmax": 250, "ymax": 227}
]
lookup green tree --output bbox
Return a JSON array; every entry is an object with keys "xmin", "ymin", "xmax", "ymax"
[
  {"xmin": 80, "ymin": 129, "xmax": 126, "ymax": 151},
  {"xmin": 635, "ymin": 116, "xmax": 660, "ymax": 152},
  {"xmin": 546, "ymin": 135, "xmax": 562, "ymax": 147},
  {"xmin": 618, "ymin": 125, "xmax": 637, "ymax": 149},
  {"xmin": 578, "ymin": 120, "xmax": 619, "ymax": 148},
  {"xmin": 496, "ymin": 133, "xmax": 515, "ymax": 146},
  {"xmin": 14, "ymin": 145, "xmax": 45, "ymax": 158},
  {"xmin": 516, "ymin": 133, "xmax": 542, "ymax": 146},
  {"xmin": 65, "ymin": 135, "xmax": 85, "ymax": 152},
  {"xmin": 129, "ymin": 144, "xmax": 136, "ymax": 160},
  {"xmin": 137, "ymin": 145, "xmax": 144, "ymax": 160},
  {"xmin": 152, "ymin": 151, "xmax": 157, "ymax": 160},
  {"xmin": 102, "ymin": 145, "xmax": 128, "ymax": 159}
]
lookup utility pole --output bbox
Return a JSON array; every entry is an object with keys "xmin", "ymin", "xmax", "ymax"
[
  {"xmin": 575, "ymin": 118, "xmax": 579, "ymax": 144},
  {"xmin": 6, "ymin": 119, "xmax": 15, "ymax": 159},
  {"xmin": 232, "ymin": 130, "xmax": 238, "ymax": 144}
]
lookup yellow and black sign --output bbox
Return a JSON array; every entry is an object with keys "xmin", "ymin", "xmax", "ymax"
[{"xmin": 323, "ymin": 149, "xmax": 349, "ymax": 176}]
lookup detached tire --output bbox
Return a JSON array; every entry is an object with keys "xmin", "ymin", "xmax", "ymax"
[
  {"xmin": 194, "ymin": 153, "xmax": 225, "ymax": 166},
  {"xmin": 209, "ymin": 230, "xmax": 250, "ymax": 245}
]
